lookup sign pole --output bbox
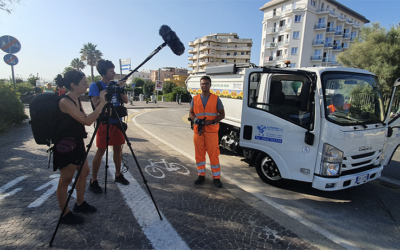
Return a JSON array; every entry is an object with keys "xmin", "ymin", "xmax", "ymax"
[
  {"xmin": 119, "ymin": 59, "xmax": 122, "ymax": 80},
  {"xmin": 11, "ymin": 65, "xmax": 16, "ymax": 91}
]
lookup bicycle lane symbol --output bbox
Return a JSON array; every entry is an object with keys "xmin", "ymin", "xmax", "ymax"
[{"xmin": 145, "ymin": 159, "xmax": 190, "ymax": 179}]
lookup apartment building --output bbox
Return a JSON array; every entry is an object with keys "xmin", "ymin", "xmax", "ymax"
[
  {"xmin": 188, "ymin": 33, "xmax": 253, "ymax": 74},
  {"xmin": 150, "ymin": 67, "xmax": 189, "ymax": 82},
  {"xmin": 259, "ymin": 0, "xmax": 369, "ymax": 68},
  {"xmin": 127, "ymin": 70, "xmax": 152, "ymax": 84},
  {"xmin": 164, "ymin": 75, "xmax": 189, "ymax": 88}
]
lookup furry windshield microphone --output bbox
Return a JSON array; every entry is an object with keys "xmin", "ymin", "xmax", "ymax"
[{"xmin": 159, "ymin": 25, "xmax": 185, "ymax": 56}]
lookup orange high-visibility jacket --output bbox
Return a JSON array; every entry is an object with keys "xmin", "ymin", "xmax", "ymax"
[
  {"xmin": 193, "ymin": 94, "xmax": 219, "ymax": 133},
  {"xmin": 328, "ymin": 103, "xmax": 351, "ymax": 113}
]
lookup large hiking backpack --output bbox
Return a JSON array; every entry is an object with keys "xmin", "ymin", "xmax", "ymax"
[{"xmin": 29, "ymin": 93, "xmax": 60, "ymax": 146}]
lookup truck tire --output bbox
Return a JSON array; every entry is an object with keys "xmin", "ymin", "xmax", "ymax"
[{"xmin": 255, "ymin": 153, "xmax": 291, "ymax": 187}]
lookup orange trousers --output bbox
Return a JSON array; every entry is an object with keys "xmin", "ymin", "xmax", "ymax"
[{"xmin": 193, "ymin": 132, "xmax": 220, "ymax": 179}]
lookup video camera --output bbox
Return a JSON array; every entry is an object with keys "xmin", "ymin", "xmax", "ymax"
[{"xmin": 106, "ymin": 81, "xmax": 125, "ymax": 98}]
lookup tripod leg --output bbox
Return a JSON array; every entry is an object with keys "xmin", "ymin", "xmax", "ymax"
[
  {"xmin": 111, "ymin": 104, "xmax": 163, "ymax": 220},
  {"xmin": 49, "ymin": 109, "xmax": 105, "ymax": 247},
  {"xmin": 104, "ymin": 103, "xmax": 111, "ymax": 194}
]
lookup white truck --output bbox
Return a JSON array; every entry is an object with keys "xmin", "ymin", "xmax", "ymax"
[{"xmin": 186, "ymin": 64, "xmax": 400, "ymax": 191}]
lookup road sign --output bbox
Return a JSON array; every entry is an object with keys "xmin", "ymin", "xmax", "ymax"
[
  {"xmin": 121, "ymin": 58, "xmax": 131, "ymax": 70},
  {"xmin": 155, "ymin": 80, "xmax": 163, "ymax": 91},
  {"xmin": 0, "ymin": 35, "xmax": 21, "ymax": 54},
  {"xmin": 3, "ymin": 54, "xmax": 18, "ymax": 66}
]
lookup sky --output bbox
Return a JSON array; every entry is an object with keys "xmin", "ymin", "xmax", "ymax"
[{"xmin": 0, "ymin": 0, "xmax": 399, "ymax": 83}]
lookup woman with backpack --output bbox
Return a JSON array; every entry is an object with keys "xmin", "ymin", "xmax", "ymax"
[{"xmin": 54, "ymin": 69, "xmax": 107, "ymax": 225}]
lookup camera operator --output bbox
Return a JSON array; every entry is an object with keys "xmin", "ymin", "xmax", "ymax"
[{"xmin": 88, "ymin": 59, "xmax": 130, "ymax": 194}]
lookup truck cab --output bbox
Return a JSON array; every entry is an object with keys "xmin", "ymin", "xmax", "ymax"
[{"xmin": 186, "ymin": 64, "xmax": 400, "ymax": 191}]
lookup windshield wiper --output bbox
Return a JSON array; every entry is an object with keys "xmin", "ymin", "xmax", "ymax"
[{"xmin": 330, "ymin": 112, "xmax": 358, "ymax": 122}]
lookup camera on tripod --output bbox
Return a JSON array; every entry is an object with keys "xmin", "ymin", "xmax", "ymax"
[{"xmin": 106, "ymin": 81, "xmax": 125, "ymax": 99}]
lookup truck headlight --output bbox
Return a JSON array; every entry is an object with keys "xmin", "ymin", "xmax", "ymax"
[{"xmin": 320, "ymin": 143, "xmax": 343, "ymax": 176}]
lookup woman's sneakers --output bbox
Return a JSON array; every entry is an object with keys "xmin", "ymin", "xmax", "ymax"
[
  {"xmin": 73, "ymin": 201, "xmax": 97, "ymax": 213},
  {"xmin": 60, "ymin": 211, "xmax": 84, "ymax": 225}
]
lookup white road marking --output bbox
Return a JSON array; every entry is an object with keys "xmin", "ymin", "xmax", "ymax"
[
  {"xmin": 378, "ymin": 176, "xmax": 400, "ymax": 186},
  {"xmin": 0, "ymin": 176, "xmax": 27, "ymax": 200},
  {"xmin": 132, "ymin": 111, "xmax": 360, "ymax": 250},
  {"xmin": 106, "ymin": 151, "xmax": 190, "ymax": 250}
]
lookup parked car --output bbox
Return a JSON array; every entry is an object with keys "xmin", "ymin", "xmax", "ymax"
[{"xmin": 20, "ymin": 91, "xmax": 37, "ymax": 104}]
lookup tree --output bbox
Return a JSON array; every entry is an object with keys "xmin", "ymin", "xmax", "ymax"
[
  {"xmin": 338, "ymin": 23, "xmax": 400, "ymax": 95},
  {"xmin": 143, "ymin": 80, "xmax": 155, "ymax": 94},
  {"xmin": 0, "ymin": 0, "xmax": 20, "ymax": 14},
  {"xmin": 63, "ymin": 66, "xmax": 74, "ymax": 74},
  {"xmin": 80, "ymin": 43, "xmax": 103, "ymax": 82},
  {"xmin": 132, "ymin": 77, "xmax": 145, "ymax": 88},
  {"xmin": 87, "ymin": 74, "xmax": 101, "ymax": 83},
  {"xmin": 0, "ymin": 84, "xmax": 28, "ymax": 132},
  {"xmin": 70, "ymin": 58, "xmax": 85, "ymax": 71},
  {"xmin": 162, "ymin": 81, "xmax": 177, "ymax": 95},
  {"xmin": 27, "ymin": 74, "xmax": 40, "ymax": 86},
  {"xmin": 16, "ymin": 82, "xmax": 33, "ymax": 94}
]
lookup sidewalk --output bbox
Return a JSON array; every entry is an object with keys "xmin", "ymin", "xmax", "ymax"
[{"xmin": 0, "ymin": 104, "xmax": 319, "ymax": 249}]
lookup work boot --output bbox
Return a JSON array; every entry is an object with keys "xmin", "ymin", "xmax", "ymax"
[
  {"xmin": 73, "ymin": 201, "xmax": 97, "ymax": 213},
  {"xmin": 194, "ymin": 176, "xmax": 205, "ymax": 185},
  {"xmin": 213, "ymin": 179, "xmax": 222, "ymax": 188},
  {"xmin": 60, "ymin": 211, "xmax": 84, "ymax": 225}
]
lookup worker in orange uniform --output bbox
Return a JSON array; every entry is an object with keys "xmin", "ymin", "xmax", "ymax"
[
  {"xmin": 328, "ymin": 94, "xmax": 351, "ymax": 114},
  {"xmin": 189, "ymin": 76, "xmax": 225, "ymax": 188}
]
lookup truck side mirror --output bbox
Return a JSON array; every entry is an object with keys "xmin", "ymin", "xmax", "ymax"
[
  {"xmin": 388, "ymin": 127, "xmax": 393, "ymax": 137},
  {"xmin": 305, "ymin": 131, "xmax": 314, "ymax": 145}
]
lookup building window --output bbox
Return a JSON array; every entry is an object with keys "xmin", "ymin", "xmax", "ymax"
[
  {"xmin": 295, "ymin": 15, "xmax": 301, "ymax": 22},
  {"xmin": 290, "ymin": 63, "xmax": 296, "ymax": 68},
  {"xmin": 227, "ymin": 53, "xmax": 230, "ymax": 56},
  {"xmin": 310, "ymin": 0, "xmax": 316, "ymax": 7},
  {"xmin": 221, "ymin": 60, "xmax": 226, "ymax": 62},
  {"xmin": 293, "ymin": 31, "xmax": 300, "ymax": 39},
  {"xmin": 234, "ymin": 52, "xmax": 237, "ymax": 56},
  {"xmin": 291, "ymin": 47, "xmax": 298, "ymax": 54},
  {"xmin": 241, "ymin": 52, "xmax": 245, "ymax": 55}
]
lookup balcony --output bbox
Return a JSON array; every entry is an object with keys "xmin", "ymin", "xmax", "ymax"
[
  {"xmin": 265, "ymin": 42, "xmax": 276, "ymax": 49},
  {"xmin": 264, "ymin": 56, "xmax": 274, "ymax": 64},
  {"xmin": 265, "ymin": 12, "xmax": 282, "ymax": 20},
  {"xmin": 285, "ymin": 23, "xmax": 292, "ymax": 31},
  {"xmin": 314, "ymin": 23, "xmax": 327, "ymax": 30},
  {"xmin": 188, "ymin": 63, "xmax": 193, "ymax": 67},
  {"xmin": 332, "ymin": 45, "xmax": 343, "ymax": 51},
  {"xmin": 266, "ymin": 27, "xmax": 278, "ymax": 34},
  {"xmin": 324, "ymin": 43, "xmax": 333, "ymax": 48},
  {"xmin": 293, "ymin": 3, "xmax": 307, "ymax": 11},
  {"xmin": 353, "ymin": 23, "xmax": 362, "ymax": 29},
  {"xmin": 282, "ymin": 8, "xmax": 293, "ymax": 16},
  {"xmin": 326, "ymin": 27, "xmax": 335, "ymax": 33},
  {"xmin": 199, "ymin": 45, "xmax": 215, "ymax": 50},
  {"xmin": 278, "ymin": 26, "xmax": 285, "ymax": 32},
  {"xmin": 282, "ymin": 40, "xmax": 290, "ymax": 46},
  {"xmin": 310, "ymin": 55, "xmax": 323, "ymax": 61},
  {"xmin": 317, "ymin": 8, "xmax": 330, "ymax": 14},
  {"xmin": 322, "ymin": 57, "xmax": 331, "ymax": 63},
  {"xmin": 338, "ymin": 15, "xmax": 346, "ymax": 21},
  {"xmin": 334, "ymin": 31, "xmax": 343, "ymax": 36},
  {"xmin": 331, "ymin": 61, "xmax": 343, "ymax": 66},
  {"xmin": 312, "ymin": 39, "xmax": 324, "ymax": 46},
  {"xmin": 328, "ymin": 11, "xmax": 338, "ymax": 17},
  {"xmin": 350, "ymin": 37, "xmax": 357, "ymax": 42},
  {"xmin": 342, "ymin": 34, "xmax": 350, "ymax": 39},
  {"xmin": 346, "ymin": 19, "xmax": 353, "ymax": 25}
]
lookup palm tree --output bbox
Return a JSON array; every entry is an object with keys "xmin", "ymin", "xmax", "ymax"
[
  {"xmin": 70, "ymin": 58, "xmax": 85, "ymax": 71},
  {"xmin": 80, "ymin": 43, "xmax": 103, "ymax": 82}
]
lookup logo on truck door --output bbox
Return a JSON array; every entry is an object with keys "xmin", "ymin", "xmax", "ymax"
[
  {"xmin": 255, "ymin": 125, "xmax": 283, "ymax": 143},
  {"xmin": 359, "ymin": 145, "xmax": 373, "ymax": 151}
]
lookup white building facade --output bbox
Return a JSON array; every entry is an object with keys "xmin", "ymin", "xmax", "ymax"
[
  {"xmin": 188, "ymin": 33, "xmax": 252, "ymax": 74},
  {"xmin": 127, "ymin": 69, "xmax": 152, "ymax": 84},
  {"xmin": 259, "ymin": 0, "xmax": 369, "ymax": 68}
]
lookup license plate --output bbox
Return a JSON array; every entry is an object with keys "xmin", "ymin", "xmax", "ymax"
[{"xmin": 356, "ymin": 174, "xmax": 369, "ymax": 184}]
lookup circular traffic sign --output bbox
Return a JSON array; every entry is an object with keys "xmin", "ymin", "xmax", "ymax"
[
  {"xmin": 3, "ymin": 54, "xmax": 18, "ymax": 66},
  {"xmin": 0, "ymin": 35, "xmax": 21, "ymax": 54}
]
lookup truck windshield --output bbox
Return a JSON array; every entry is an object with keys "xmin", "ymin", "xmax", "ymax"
[{"xmin": 322, "ymin": 72, "xmax": 384, "ymax": 125}]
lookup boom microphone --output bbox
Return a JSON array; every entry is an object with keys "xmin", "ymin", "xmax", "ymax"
[
  {"xmin": 159, "ymin": 25, "xmax": 185, "ymax": 56},
  {"xmin": 121, "ymin": 25, "xmax": 185, "ymax": 81}
]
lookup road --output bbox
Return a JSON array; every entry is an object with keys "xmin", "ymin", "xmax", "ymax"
[{"xmin": 131, "ymin": 104, "xmax": 400, "ymax": 250}]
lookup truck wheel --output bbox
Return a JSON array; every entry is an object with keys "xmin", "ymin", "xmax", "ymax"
[{"xmin": 255, "ymin": 153, "xmax": 290, "ymax": 187}]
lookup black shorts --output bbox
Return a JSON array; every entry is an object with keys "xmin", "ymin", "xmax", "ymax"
[{"xmin": 53, "ymin": 139, "xmax": 86, "ymax": 171}]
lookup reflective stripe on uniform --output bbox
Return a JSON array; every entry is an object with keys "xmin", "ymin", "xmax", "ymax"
[
  {"xmin": 198, "ymin": 169, "xmax": 205, "ymax": 174},
  {"xmin": 211, "ymin": 164, "xmax": 220, "ymax": 169},
  {"xmin": 195, "ymin": 112, "xmax": 219, "ymax": 117},
  {"xmin": 212, "ymin": 171, "xmax": 220, "ymax": 177},
  {"xmin": 197, "ymin": 161, "xmax": 206, "ymax": 167}
]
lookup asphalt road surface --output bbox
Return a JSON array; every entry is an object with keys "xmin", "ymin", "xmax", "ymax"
[{"xmin": 130, "ymin": 104, "xmax": 400, "ymax": 250}]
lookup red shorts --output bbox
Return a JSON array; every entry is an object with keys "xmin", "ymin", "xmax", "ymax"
[{"xmin": 96, "ymin": 123, "xmax": 125, "ymax": 148}]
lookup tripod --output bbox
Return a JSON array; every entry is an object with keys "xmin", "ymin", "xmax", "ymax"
[{"xmin": 49, "ymin": 98, "xmax": 163, "ymax": 247}]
